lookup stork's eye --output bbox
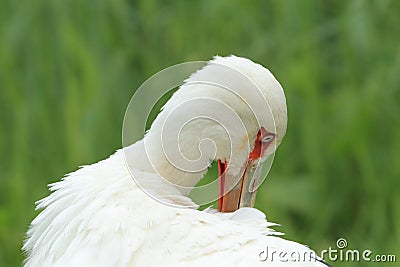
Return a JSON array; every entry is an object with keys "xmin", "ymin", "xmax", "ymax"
[{"xmin": 261, "ymin": 135, "xmax": 274, "ymax": 143}]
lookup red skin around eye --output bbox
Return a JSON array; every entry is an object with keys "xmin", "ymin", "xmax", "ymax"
[{"xmin": 248, "ymin": 127, "xmax": 270, "ymax": 160}]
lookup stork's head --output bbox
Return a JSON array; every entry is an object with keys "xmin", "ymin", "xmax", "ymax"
[{"xmin": 143, "ymin": 55, "xmax": 287, "ymax": 212}]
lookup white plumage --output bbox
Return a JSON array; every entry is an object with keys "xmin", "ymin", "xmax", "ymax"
[{"xmin": 23, "ymin": 56, "xmax": 328, "ymax": 267}]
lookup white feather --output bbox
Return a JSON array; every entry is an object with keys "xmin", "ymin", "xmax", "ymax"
[{"xmin": 24, "ymin": 149, "xmax": 325, "ymax": 267}]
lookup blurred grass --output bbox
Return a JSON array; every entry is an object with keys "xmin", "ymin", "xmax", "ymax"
[{"xmin": 1, "ymin": 0, "xmax": 399, "ymax": 266}]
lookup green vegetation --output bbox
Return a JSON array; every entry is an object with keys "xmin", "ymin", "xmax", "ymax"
[{"xmin": 1, "ymin": 1, "xmax": 399, "ymax": 266}]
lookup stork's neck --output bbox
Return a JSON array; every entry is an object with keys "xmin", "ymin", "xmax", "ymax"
[
  {"xmin": 139, "ymin": 119, "xmax": 218, "ymax": 196},
  {"xmin": 124, "ymin": 139, "xmax": 208, "ymax": 198}
]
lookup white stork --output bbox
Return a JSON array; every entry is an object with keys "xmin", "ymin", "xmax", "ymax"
[{"xmin": 23, "ymin": 56, "xmax": 329, "ymax": 267}]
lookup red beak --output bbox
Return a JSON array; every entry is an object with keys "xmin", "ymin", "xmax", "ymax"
[{"xmin": 218, "ymin": 128, "xmax": 273, "ymax": 212}]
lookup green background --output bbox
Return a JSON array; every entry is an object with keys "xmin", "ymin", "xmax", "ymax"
[{"xmin": 1, "ymin": 1, "xmax": 399, "ymax": 266}]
